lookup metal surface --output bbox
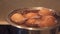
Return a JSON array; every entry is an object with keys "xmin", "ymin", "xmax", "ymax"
[
  {"xmin": 0, "ymin": 0, "xmax": 60, "ymax": 24},
  {"xmin": 28, "ymin": 27, "xmax": 58, "ymax": 34}
]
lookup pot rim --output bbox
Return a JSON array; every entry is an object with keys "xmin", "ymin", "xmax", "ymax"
[{"xmin": 6, "ymin": 7, "xmax": 59, "ymax": 30}]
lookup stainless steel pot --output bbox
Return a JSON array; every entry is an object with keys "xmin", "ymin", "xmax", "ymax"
[
  {"xmin": 28, "ymin": 27, "xmax": 58, "ymax": 34},
  {"xmin": 6, "ymin": 7, "xmax": 59, "ymax": 34}
]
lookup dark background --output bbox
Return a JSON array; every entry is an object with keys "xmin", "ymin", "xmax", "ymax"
[{"xmin": 0, "ymin": 25, "xmax": 29, "ymax": 34}]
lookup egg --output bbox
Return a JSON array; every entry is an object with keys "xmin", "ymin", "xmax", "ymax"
[
  {"xmin": 26, "ymin": 18, "xmax": 38, "ymax": 27},
  {"xmin": 38, "ymin": 8, "xmax": 53, "ymax": 16},
  {"xmin": 38, "ymin": 16, "xmax": 57, "ymax": 28},
  {"xmin": 25, "ymin": 13, "xmax": 39, "ymax": 19},
  {"xmin": 10, "ymin": 13, "xmax": 25, "ymax": 24}
]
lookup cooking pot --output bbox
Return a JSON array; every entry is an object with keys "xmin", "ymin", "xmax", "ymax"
[{"xmin": 6, "ymin": 7, "xmax": 59, "ymax": 34}]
